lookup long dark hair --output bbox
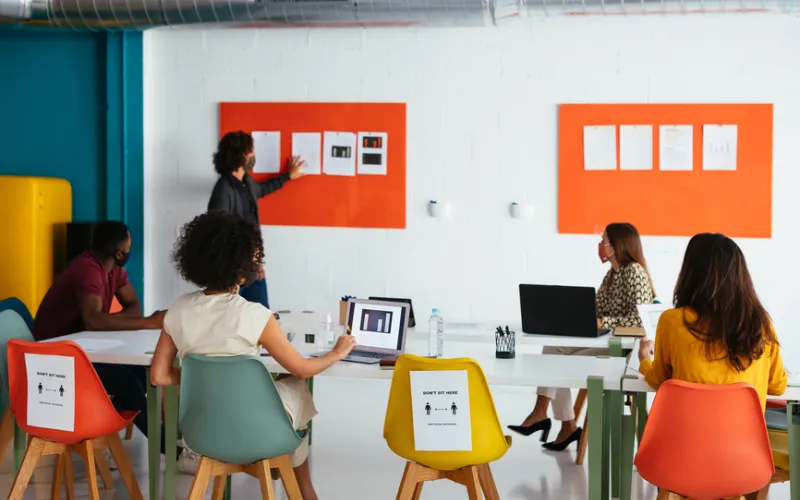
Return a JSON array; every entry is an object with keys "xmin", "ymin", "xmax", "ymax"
[
  {"xmin": 673, "ymin": 233, "xmax": 776, "ymax": 371},
  {"xmin": 605, "ymin": 222, "xmax": 655, "ymax": 296}
]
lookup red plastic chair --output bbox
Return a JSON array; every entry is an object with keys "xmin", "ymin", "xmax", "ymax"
[
  {"xmin": 634, "ymin": 380, "xmax": 774, "ymax": 500},
  {"xmin": 6, "ymin": 339, "xmax": 143, "ymax": 500}
]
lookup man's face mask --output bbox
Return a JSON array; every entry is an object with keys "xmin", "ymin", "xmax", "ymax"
[
  {"xmin": 115, "ymin": 250, "xmax": 131, "ymax": 268},
  {"xmin": 244, "ymin": 156, "xmax": 256, "ymax": 172}
]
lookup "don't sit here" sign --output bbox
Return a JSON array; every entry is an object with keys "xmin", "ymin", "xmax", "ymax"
[{"xmin": 410, "ymin": 370, "xmax": 472, "ymax": 451}]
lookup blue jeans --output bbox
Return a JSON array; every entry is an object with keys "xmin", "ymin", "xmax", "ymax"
[{"xmin": 240, "ymin": 278, "xmax": 270, "ymax": 309}]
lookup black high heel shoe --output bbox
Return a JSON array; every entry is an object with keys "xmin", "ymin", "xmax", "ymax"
[
  {"xmin": 542, "ymin": 428, "xmax": 582, "ymax": 451},
  {"xmin": 507, "ymin": 418, "xmax": 552, "ymax": 441}
]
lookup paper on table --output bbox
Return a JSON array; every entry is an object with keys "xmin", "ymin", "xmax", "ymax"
[
  {"xmin": 323, "ymin": 132, "xmax": 357, "ymax": 176},
  {"xmin": 410, "ymin": 370, "xmax": 472, "ymax": 451},
  {"xmin": 74, "ymin": 338, "xmax": 125, "ymax": 352},
  {"xmin": 636, "ymin": 303, "xmax": 670, "ymax": 340},
  {"xmin": 252, "ymin": 131, "xmax": 281, "ymax": 174},
  {"xmin": 292, "ymin": 133, "xmax": 322, "ymax": 175},
  {"xmin": 703, "ymin": 124, "xmax": 738, "ymax": 171},
  {"xmin": 25, "ymin": 353, "xmax": 75, "ymax": 432},
  {"xmin": 659, "ymin": 125, "xmax": 693, "ymax": 171},
  {"xmin": 620, "ymin": 125, "xmax": 653, "ymax": 171},
  {"xmin": 583, "ymin": 125, "xmax": 617, "ymax": 171}
]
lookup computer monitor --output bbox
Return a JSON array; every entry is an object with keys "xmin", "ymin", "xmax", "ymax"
[{"xmin": 368, "ymin": 296, "xmax": 416, "ymax": 328}]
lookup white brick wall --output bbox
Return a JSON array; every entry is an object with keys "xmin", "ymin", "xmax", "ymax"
[{"xmin": 144, "ymin": 15, "xmax": 800, "ymax": 358}]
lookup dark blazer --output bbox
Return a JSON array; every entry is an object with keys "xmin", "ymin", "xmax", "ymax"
[{"xmin": 207, "ymin": 172, "xmax": 290, "ymax": 219}]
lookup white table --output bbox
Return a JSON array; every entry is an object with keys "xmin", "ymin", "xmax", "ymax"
[
  {"xmin": 54, "ymin": 329, "xmax": 629, "ymax": 500},
  {"xmin": 278, "ymin": 311, "xmax": 639, "ymax": 350}
]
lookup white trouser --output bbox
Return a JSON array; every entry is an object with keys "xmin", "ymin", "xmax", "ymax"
[
  {"xmin": 536, "ymin": 346, "xmax": 609, "ymax": 422},
  {"xmin": 274, "ymin": 376, "xmax": 318, "ymax": 467}
]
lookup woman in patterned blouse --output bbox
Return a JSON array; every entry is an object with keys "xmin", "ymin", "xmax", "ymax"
[{"xmin": 508, "ymin": 223, "xmax": 655, "ymax": 450}]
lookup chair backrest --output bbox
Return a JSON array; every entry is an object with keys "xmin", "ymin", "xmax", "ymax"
[
  {"xmin": 6, "ymin": 339, "xmax": 128, "ymax": 444},
  {"xmin": 0, "ymin": 298, "xmax": 34, "ymax": 331},
  {"xmin": 0, "ymin": 310, "xmax": 34, "ymax": 407},
  {"xmin": 634, "ymin": 379, "xmax": 773, "ymax": 500},
  {"xmin": 179, "ymin": 355, "xmax": 304, "ymax": 465},
  {"xmin": 383, "ymin": 354, "xmax": 510, "ymax": 471}
]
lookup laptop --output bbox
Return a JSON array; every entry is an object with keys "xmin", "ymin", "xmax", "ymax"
[
  {"xmin": 519, "ymin": 284, "xmax": 610, "ymax": 338},
  {"xmin": 368, "ymin": 296, "xmax": 416, "ymax": 328},
  {"xmin": 312, "ymin": 299, "xmax": 411, "ymax": 364}
]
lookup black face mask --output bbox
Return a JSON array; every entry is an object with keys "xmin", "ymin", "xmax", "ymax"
[
  {"xmin": 115, "ymin": 250, "xmax": 131, "ymax": 268},
  {"xmin": 244, "ymin": 156, "xmax": 256, "ymax": 172}
]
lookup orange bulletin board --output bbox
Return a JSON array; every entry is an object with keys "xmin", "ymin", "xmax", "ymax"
[
  {"xmin": 220, "ymin": 102, "xmax": 406, "ymax": 229},
  {"xmin": 558, "ymin": 104, "xmax": 773, "ymax": 238}
]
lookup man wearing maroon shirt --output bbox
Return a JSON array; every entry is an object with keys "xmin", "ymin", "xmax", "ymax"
[{"xmin": 33, "ymin": 221, "xmax": 171, "ymax": 459}]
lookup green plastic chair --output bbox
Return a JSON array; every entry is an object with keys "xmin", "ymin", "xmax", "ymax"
[
  {"xmin": 0, "ymin": 298, "xmax": 34, "ymax": 332},
  {"xmin": 180, "ymin": 355, "xmax": 306, "ymax": 499},
  {"xmin": 0, "ymin": 310, "xmax": 34, "ymax": 471}
]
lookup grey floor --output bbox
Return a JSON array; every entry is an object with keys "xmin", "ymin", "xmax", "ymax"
[{"xmin": 0, "ymin": 377, "xmax": 791, "ymax": 499}]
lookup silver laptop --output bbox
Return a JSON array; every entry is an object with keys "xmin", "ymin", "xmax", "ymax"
[{"xmin": 311, "ymin": 299, "xmax": 410, "ymax": 364}]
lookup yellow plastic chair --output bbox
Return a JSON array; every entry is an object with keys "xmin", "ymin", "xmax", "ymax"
[{"xmin": 383, "ymin": 355, "xmax": 511, "ymax": 500}]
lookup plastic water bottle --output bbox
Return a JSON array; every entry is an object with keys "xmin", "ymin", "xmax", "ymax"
[{"xmin": 428, "ymin": 309, "xmax": 444, "ymax": 357}]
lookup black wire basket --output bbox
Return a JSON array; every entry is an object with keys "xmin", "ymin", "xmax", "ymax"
[{"xmin": 495, "ymin": 326, "xmax": 516, "ymax": 359}]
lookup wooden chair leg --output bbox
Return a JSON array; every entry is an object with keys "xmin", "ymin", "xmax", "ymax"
[
  {"xmin": 188, "ymin": 457, "xmax": 214, "ymax": 500},
  {"xmin": 211, "ymin": 476, "xmax": 227, "ymax": 500},
  {"xmin": 462, "ymin": 466, "xmax": 483, "ymax": 500},
  {"xmin": 50, "ymin": 453, "xmax": 65, "ymax": 500},
  {"xmin": 93, "ymin": 447, "xmax": 115, "ymax": 490},
  {"xmin": 397, "ymin": 462, "xmax": 422, "ymax": 500},
  {"xmin": 477, "ymin": 463, "xmax": 499, "ymax": 500},
  {"xmin": 255, "ymin": 459, "xmax": 276, "ymax": 499},
  {"xmin": 106, "ymin": 433, "xmax": 144, "ymax": 500},
  {"xmin": 7, "ymin": 436, "xmax": 45, "ymax": 499},
  {"xmin": 124, "ymin": 422, "xmax": 134, "ymax": 441},
  {"xmin": 63, "ymin": 452, "xmax": 75, "ymax": 500},
  {"xmin": 274, "ymin": 454, "xmax": 303, "ymax": 500},
  {"xmin": 0, "ymin": 408, "xmax": 15, "ymax": 462},
  {"xmin": 575, "ymin": 412, "xmax": 589, "ymax": 465},
  {"xmin": 411, "ymin": 483, "xmax": 423, "ymax": 500},
  {"xmin": 79, "ymin": 440, "xmax": 101, "ymax": 500},
  {"xmin": 573, "ymin": 389, "xmax": 587, "ymax": 419}
]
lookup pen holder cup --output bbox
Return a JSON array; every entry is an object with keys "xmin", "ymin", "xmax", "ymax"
[
  {"xmin": 496, "ymin": 329, "xmax": 516, "ymax": 359},
  {"xmin": 339, "ymin": 300, "xmax": 347, "ymax": 325}
]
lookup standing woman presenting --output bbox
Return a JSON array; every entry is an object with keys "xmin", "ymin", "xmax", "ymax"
[
  {"xmin": 509, "ymin": 222, "xmax": 656, "ymax": 450},
  {"xmin": 208, "ymin": 131, "xmax": 305, "ymax": 308}
]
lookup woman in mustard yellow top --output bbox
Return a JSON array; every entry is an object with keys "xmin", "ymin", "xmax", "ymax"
[{"xmin": 639, "ymin": 232, "xmax": 787, "ymax": 414}]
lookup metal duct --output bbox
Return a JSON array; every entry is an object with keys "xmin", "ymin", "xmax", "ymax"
[{"xmin": 0, "ymin": 0, "xmax": 524, "ymax": 29}]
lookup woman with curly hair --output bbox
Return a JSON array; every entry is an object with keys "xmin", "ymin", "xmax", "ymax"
[{"xmin": 149, "ymin": 210, "xmax": 356, "ymax": 498}]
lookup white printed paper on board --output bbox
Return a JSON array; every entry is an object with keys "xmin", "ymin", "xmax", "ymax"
[
  {"xmin": 659, "ymin": 125, "xmax": 693, "ymax": 171},
  {"xmin": 620, "ymin": 125, "xmax": 653, "ymax": 171},
  {"xmin": 25, "ymin": 353, "xmax": 75, "ymax": 432},
  {"xmin": 410, "ymin": 370, "xmax": 472, "ymax": 451},
  {"xmin": 703, "ymin": 124, "xmax": 738, "ymax": 171},
  {"xmin": 252, "ymin": 131, "xmax": 281, "ymax": 174},
  {"xmin": 357, "ymin": 132, "xmax": 388, "ymax": 175},
  {"xmin": 322, "ymin": 132, "xmax": 356, "ymax": 176},
  {"xmin": 583, "ymin": 125, "xmax": 617, "ymax": 171},
  {"xmin": 292, "ymin": 133, "xmax": 322, "ymax": 175}
]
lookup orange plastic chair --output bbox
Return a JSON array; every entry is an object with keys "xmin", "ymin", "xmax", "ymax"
[
  {"xmin": 6, "ymin": 338, "xmax": 143, "ymax": 500},
  {"xmin": 634, "ymin": 380, "xmax": 773, "ymax": 500}
]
